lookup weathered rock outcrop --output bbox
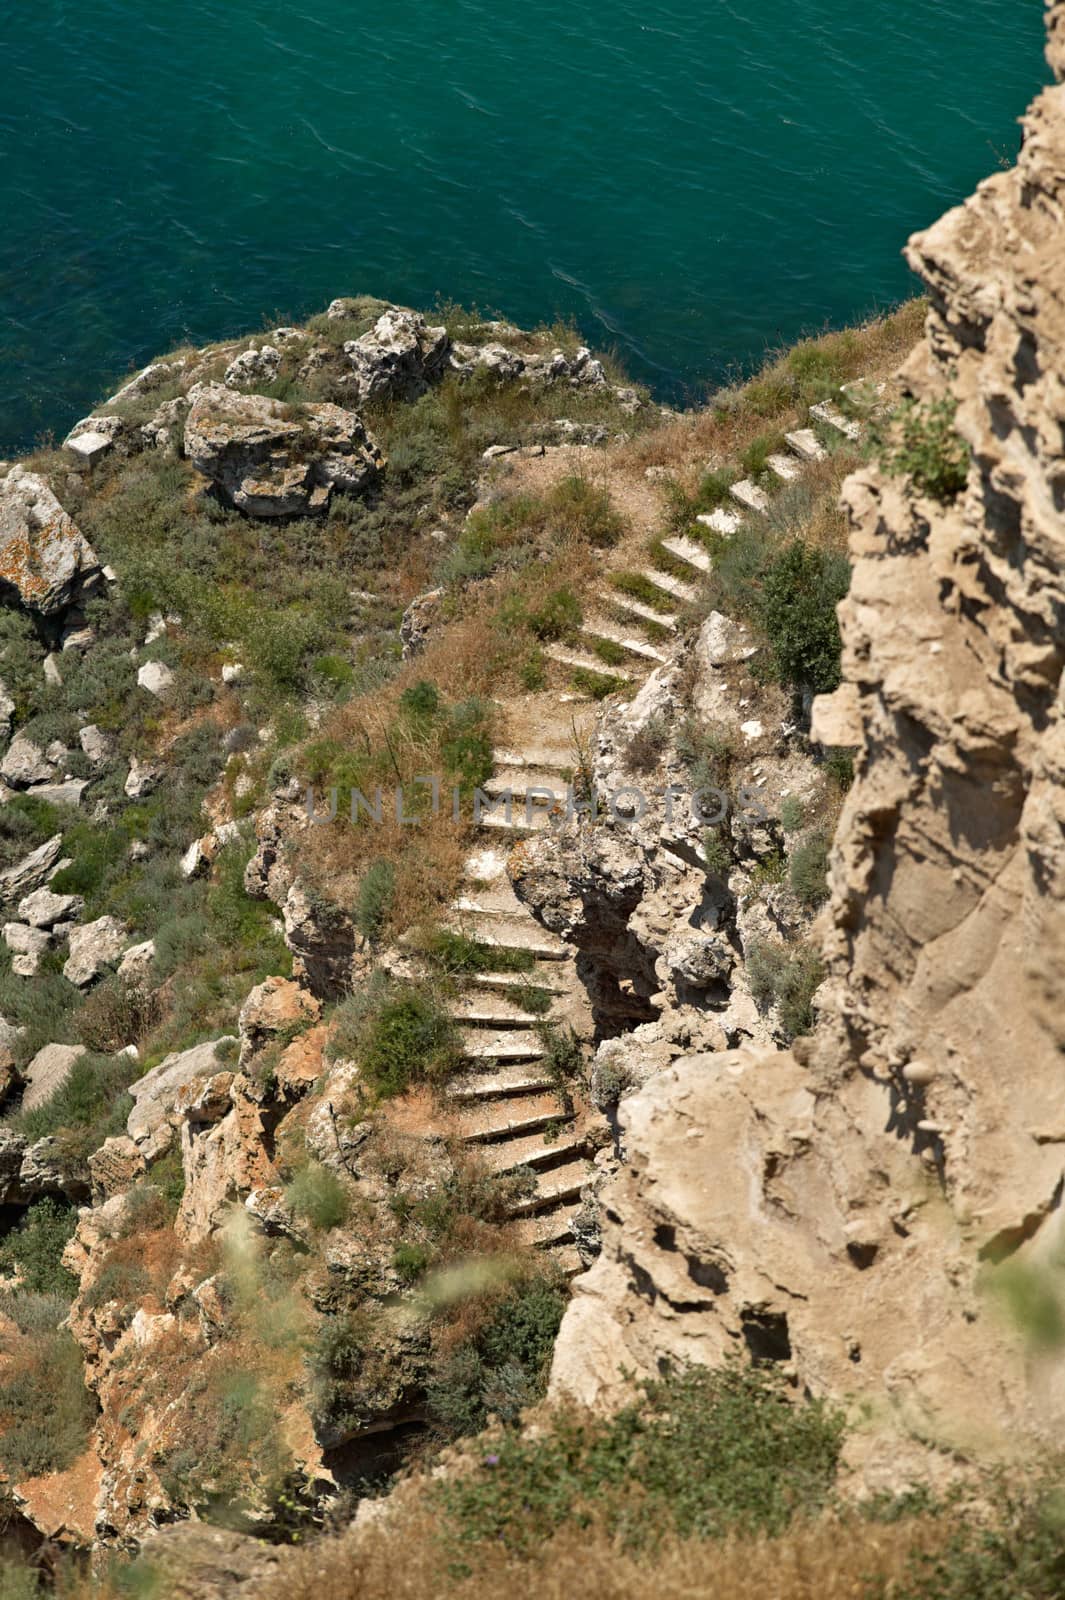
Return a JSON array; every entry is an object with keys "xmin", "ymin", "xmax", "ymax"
[
  {"xmin": 549, "ymin": 8, "xmax": 1065, "ymax": 1490},
  {"xmin": 0, "ymin": 468, "xmax": 101, "ymax": 615},
  {"xmin": 184, "ymin": 384, "xmax": 383, "ymax": 517}
]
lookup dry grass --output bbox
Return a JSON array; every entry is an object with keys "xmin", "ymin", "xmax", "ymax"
[
  {"xmin": 623, "ymin": 299, "xmax": 925, "ymax": 486},
  {"xmin": 250, "ymin": 1503, "xmax": 946, "ymax": 1600}
]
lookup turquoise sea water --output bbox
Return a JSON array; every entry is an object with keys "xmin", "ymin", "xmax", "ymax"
[{"xmin": 2, "ymin": 0, "xmax": 1048, "ymax": 453}]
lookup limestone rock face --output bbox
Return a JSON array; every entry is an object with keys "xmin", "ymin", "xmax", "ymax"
[
  {"xmin": 183, "ymin": 383, "xmax": 382, "ymax": 517},
  {"xmin": 126, "ymin": 1037, "xmax": 236, "ymax": 1160},
  {"xmin": 550, "ymin": 9, "xmax": 1065, "ymax": 1490},
  {"xmin": 0, "ymin": 467, "xmax": 102, "ymax": 614},
  {"xmin": 343, "ymin": 309, "xmax": 450, "ymax": 404}
]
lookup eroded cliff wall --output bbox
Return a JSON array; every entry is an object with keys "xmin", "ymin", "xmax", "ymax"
[{"xmin": 549, "ymin": 2, "xmax": 1065, "ymax": 1489}]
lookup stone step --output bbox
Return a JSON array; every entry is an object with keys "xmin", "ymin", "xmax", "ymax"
[
  {"xmin": 579, "ymin": 621, "xmax": 669, "ymax": 665},
  {"xmin": 468, "ymin": 968, "xmax": 571, "ymax": 997},
  {"xmin": 638, "ymin": 567, "xmax": 698, "ymax": 605},
  {"xmin": 448, "ymin": 924, "xmax": 569, "ymax": 962},
  {"xmin": 484, "ymin": 770, "xmax": 575, "ymax": 805},
  {"xmin": 451, "ymin": 879, "xmax": 526, "ymax": 917},
  {"xmin": 809, "ymin": 400, "xmax": 862, "ymax": 442},
  {"xmin": 508, "ymin": 1157, "xmax": 590, "ymax": 1216},
  {"xmin": 448, "ymin": 1067, "xmax": 561, "ymax": 1102},
  {"xmin": 544, "ymin": 644, "xmax": 631, "ymax": 681},
  {"xmin": 767, "ymin": 453, "xmax": 801, "ymax": 483},
  {"xmin": 523, "ymin": 1209, "xmax": 579, "ymax": 1248},
  {"xmin": 696, "ymin": 508, "xmax": 742, "ymax": 536},
  {"xmin": 785, "ymin": 428, "xmax": 827, "ymax": 462},
  {"xmin": 660, "ymin": 536, "xmax": 712, "ymax": 574},
  {"xmin": 483, "ymin": 1129, "xmax": 587, "ymax": 1175},
  {"xmin": 492, "ymin": 748, "xmax": 576, "ymax": 774},
  {"xmin": 477, "ymin": 809, "xmax": 553, "ymax": 837},
  {"xmin": 601, "ymin": 590, "xmax": 678, "ymax": 631},
  {"xmin": 462, "ymin": 1106, "xmax": 573, "ymax": 1145},
  {"xmin": 729, "ymin": 478, "xmax": 770, "ymax": 514},
  {"xmin": 450, "ymin": 993, "xmax": 559, "ymax": 1029},
  {"xmin": 553, "ymin": 1243, "xmax": 586, "ymax": 1277},
  {"xmin": 460, "ymin": 1030, "xmax": 546, "ymax": 1064}
]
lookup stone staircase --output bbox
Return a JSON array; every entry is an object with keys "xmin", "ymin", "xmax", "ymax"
[
  {"xmin": 434, "ymin": 389, "xmax": 875, "ymax": 1273},
  {"xmin": 440, "ymin": 736, "xmax": 601, "ymax": 1275}
]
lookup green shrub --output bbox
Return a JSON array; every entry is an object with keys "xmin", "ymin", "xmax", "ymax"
[
  {"xmin": 393, "ymin": 1241, "xmax": 432, "ymax": 1284},
  {"xmin": 355, "ymin": 860, "xmax": 396, "ymax": 944},
  {"xmin": 740, "ymin": 433, "xmax": 785, "ymax": 482},
  {"xmin": 523, "ymin": 586, "xmax": 582, "ymax": 642},
  {"xmin": 427, "ymin": 1272, "xmax": 566, "ymax": 1439},
  {"xmin": 789, "ymin": 832, "xmax": 830, "ymax": 908},
  {"xmin": 747, "ymin": 940, "xmax": 825, "ymax": 1040},
  {"xmin": 702, "ymin": 827, "xmax": 733, "ymax": 879},
  {"xmin": 570, "ymin": 666, "xmax": 623, "ymax": 700},
  {"xmin": 887, "ymin": 1483, "xmax": 1065, "ymax": 1600},
  {"xmin": 438, "ymin": 1362, "xmax": 844, "ymax": 1558},
  {"xmin": 878, "ymin": 397, "xmax": 970, "ymax": 502},
  {"xmin": 285, "ymin": 1160, "xmax": 350, "ymax": 1231},
  {"xmin": 677, "ymin": 717, "xmax": 737, "ymax": 794},
  {"xmin": 421, "ymin": 929, "xmax": 535, "ymax": 976},
  {"xmin": 0, "ymin": 1325, "xmax": 95, "ymax": 1479},
  {"xmin": 780, "ymin": 796, "xmax": 806, "ymax": 833},
  {"xmin": 759, "ymin": 539, "xmax": 850, "ymax": 697},
  {"xmin": 609, "ymin": 571, "xmax": 678, "ymax": 615},
  {"xmin": 0, "ymin": 1198, "xmax": 78, "ymax": 1297},
  {"xmin": 354, "ymin": 981, "xmax": 461, "ymax": 1098}
]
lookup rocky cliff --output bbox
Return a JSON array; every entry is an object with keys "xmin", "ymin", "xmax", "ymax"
[{"xmin": 547, "ymin": 2, "xmax": 1065, "ymax": 1490}]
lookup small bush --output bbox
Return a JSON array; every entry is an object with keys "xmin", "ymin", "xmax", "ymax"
[
  {"xmin": 789, "ymin": 832, "xmax": 830, "ymax": 908},
  {"xmin": 747, "ymin": 940, "xmax": 825, "ymax": 1040},
  {"xmin": 421, "ymin": 930, "xmax": 535, "ymax": 977},
  {"xmin": 780, "ymin": 796, "xmax": 806, "ymax": 833},
  {"xmin": 0, "ymin": 1198, "xmax": 78, "ymax": 1297},
  {"xmin": 438, "ymin": 1362, "xmax": 844, "ymax": 1557},
  {"xmin": 0, "ymin": 1325, "xmax": 95, "ymax": 1479},
  {"xmin": 356, "ymin": 981, "xmax": 461, "ymax": 1098},
  {"xmin": 286, "ymin": 1160, "xmax": 350, "ymax": 1232},
  {"xmin": 759, "ymin": 540, "xmax": 850, "ymax": 698},
  {"xmin": 428, "ymin": 1271, "xmax": 566, "ymax": 1439},
  {"xmin": 702, "ymin": 827, "xmax": 733, "ymax": 879},
  {"xmin": 878, "ymin": 397, "xmax": 970, "ymax": 502},
  {"xmin": 523, "ymin": 586, "xmax": 582, "ymax": 642},
  {"xmin": 355, "ymin": 860, "xmax": 396, "ymax": 945}
]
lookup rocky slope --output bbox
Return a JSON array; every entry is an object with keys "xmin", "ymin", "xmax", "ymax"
[{"xmin": 546, "ymin": 1, "xmax": 1065, "ymax": 1492}]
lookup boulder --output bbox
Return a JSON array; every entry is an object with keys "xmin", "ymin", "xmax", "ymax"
[
  {"xmin": 124, "ymin": 756, "xmax": 163, "ymax": 799},
  {"xmin": 17, "ymin": 887, "xmax": 84, "ymax": 928},
  {"xmin": 22, "ymin": 1042, "xmax": 87, "ymax": 1113},
  {"xmin": 127, "ymin": 1037, "xmax": 237, "ymax": 1160},
  {"xmin": 0, "ymin": 680, "xmax": 14, "ymax": 741},
  {"xmin": 223, "ymin": 344, "xmax": 282, "ymax": 390},
  {"xmin": 3, "ymin": 922, "xmax": 50, "ymax": 977},
  {"xmin": 63, "ymin": 915, "xmax": 127, "ymax": 987},
  {"xmin": 78, "ymin": 724, "xmax": 114, "ymax": 766},
  {"xmin": 343, "ymin": 309, "xmax": 450, "ymax": 404},
  {"xmin": 23, "ymin": 778, "xmax": 87, "ymax": 809},
  {"xmin": 137, "ymin": 660, "xmax": 175, "ymax": 698},
  {"xmin": 116, "ymin": 938, "xmax": 156, "ymax": 987},
  {"xmin": 63, "ymin": 413, "xmax": 128, "ymax": 464},
  {"xmin": 0, "ymin": 835, "xmax": 64, "ymax": 903},
  {"xmin": 237, "ymin": 975, "xmax": 320, "ymax": 1067},
  {"xmin": 0, "ymin": 467, "xmax": 102, "ymax": 615},
  {"xmin": 183, "ymin": 383, "xmax": 383, "ymax": 517},
  {"xmin": 400, "ymin": 587, "xmax": 443, "ymax": 659},
  {"xmin": 0, "ymin": 734, "xmax": 56, "ymax": 788}
]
